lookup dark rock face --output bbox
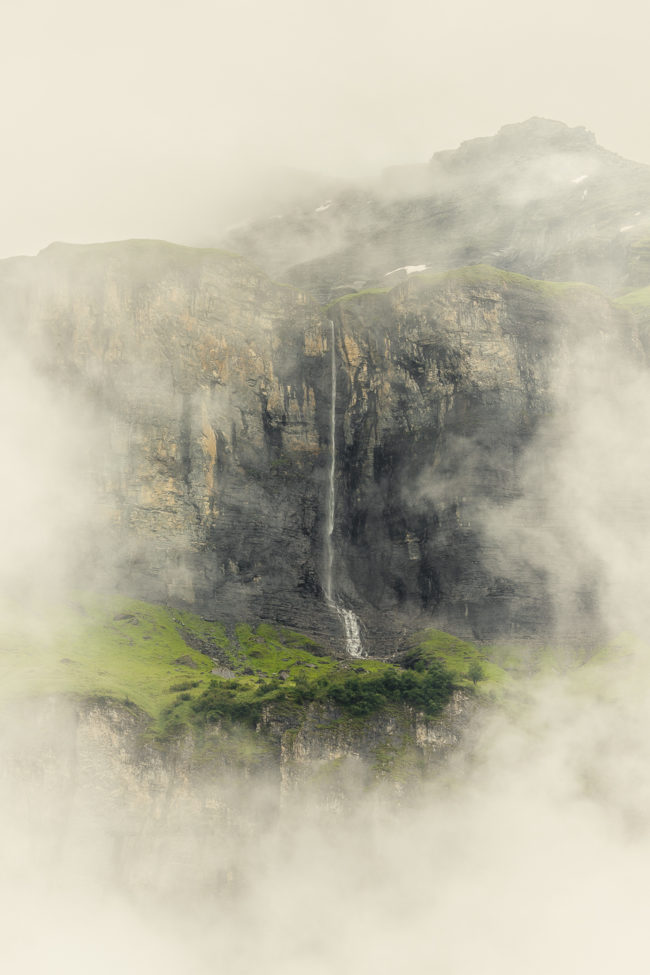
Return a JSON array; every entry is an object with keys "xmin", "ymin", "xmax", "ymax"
[{"xmin": 326, "ymin": 269, "xmax": 643, "ymax": 648}]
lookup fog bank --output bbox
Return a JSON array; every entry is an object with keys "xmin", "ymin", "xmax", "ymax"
[
  {"xmin": 3, "ymin": 657, "xmax": 650, "ymax": 974},
  {"xmin": 4, "ymin": 0, "xmax": 650, "ymax": 258}
]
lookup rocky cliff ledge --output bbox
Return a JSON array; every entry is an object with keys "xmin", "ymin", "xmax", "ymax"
[{"xmin": 0, "ymin": 686, "xmax": 474, "ymax": 898}]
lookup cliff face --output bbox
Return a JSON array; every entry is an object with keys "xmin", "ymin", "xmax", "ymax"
[
  {"xmin": 1, "ymin": 240, "xmax": 336, "ymax": 638},
  {"xmin": 328, "ymin": 268, "xmax": 643, "ymax": 646},
  {"xmin": 1, "ymin": 691, "xmax": 473, "ymax": 851},
  {"xmin": 0, "ymin": 241, "xmax": 641, "ymax": 649}
]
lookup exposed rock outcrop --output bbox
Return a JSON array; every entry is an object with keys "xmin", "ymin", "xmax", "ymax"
[{"xmin": 0, "ymin": 691, "xmax": 475, "ymax": 832}]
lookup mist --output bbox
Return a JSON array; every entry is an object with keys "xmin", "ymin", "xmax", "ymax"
[
  {"xmin": 4, "ymin": 0, "xmax": 650, "ymax": 259},
  {"xmin": 5, "ymin": 1, "xmax": 650, "ymax": 971},
  {"xmin": 4, "ymin": 292, "xmax": 650, "ymax": 972},
  {"xmin": 0, "ymin": 344, "xmax": 103, "ymax": 606},
  {"xmin": 4, "ymin": 659, "xmax": 650, "ymax": 974}
]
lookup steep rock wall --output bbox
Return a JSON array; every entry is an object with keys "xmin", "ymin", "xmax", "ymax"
[
  {"xmin": 0, "ymin": 243, "xmax": 641, "ymax": 649},
  {"xmin": 329, "ymin": 268, "xmax": 640, "ymax": 646},
  {"xmin": 0, "ymin": 241, "xmax": 336, "ymax": 638}
]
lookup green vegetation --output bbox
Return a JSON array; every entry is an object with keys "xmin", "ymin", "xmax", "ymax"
[
  {"xmin": 0, "ymin": 593, "xmax": 215, "ymax": 730},
  {"xmin": 467, "ymin": 659, "xmax": 484, "ymax": 685},
  {"xmin": 615, "ymin": 284, "xmax": 650, "ymax": 308},
  {"xmin": 193, "ymin": 657, "xmax": 454, "ymax": 728},
  {"xmin": 327, "ymin": 265, "xmax": 603, "ymax": 314},
  {"xmin": 326, "ymin": 286, "xmax": 391, "ymax": 309},
  {"xmin": 9, "ymin": 591, "xmax": 634, "ymax": 778},
  {"xmin": 372, "ymin": 736, "xmax": 425, "ymax": 782},
  {"xmin": 0, "ymin": 594, "xmax": 462, "ymax": 743},
  {"xmin": 403, "ymin": 627, "xmax": 508, "ymax": 696},
  {"xmin": 404, "ymin": 264, "xmax": 601, "ymax": 299},
  {"xmin": 191, "ymin": 619, "xmax": 455, "ymax": 727}
]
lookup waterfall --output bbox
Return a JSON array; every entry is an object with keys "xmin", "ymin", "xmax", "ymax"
[
  {"xmin": 325, "ymin": 320, "xmax": 364, "ymax": 658},
  {"xmin": 324, "ymin": 319, "xmax": 336, "ymax": 604},
  {"xmin": 340, "ymin": 607, "xmax": 363, "ymax": 657}
]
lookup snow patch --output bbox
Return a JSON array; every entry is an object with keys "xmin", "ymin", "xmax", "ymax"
[
  {"xmin": 572, "ymin": 174, "xmax": 589, "ymax": 184},
  {"xmin": 620, "ymin": 225, "xmax": 635, "ymax": 233},
  {"xmin": 384, "ymin": 264, "xmax": 429, "ymax": 277},
  {"xmin": 315, "ymin": 201, "xmax": 332, "ymax": 213}
]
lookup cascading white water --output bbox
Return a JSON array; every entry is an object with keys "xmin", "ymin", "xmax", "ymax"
[
  {"xmin": 325, "ymin": 320, "xmax": 364, "ymax": 658},
  {"xmin": 339, "ymin": 606, "xmax": 363, "ymax": 657}
]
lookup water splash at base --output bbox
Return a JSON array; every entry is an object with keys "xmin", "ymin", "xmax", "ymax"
[{"xmin": 338, "ymin": 606, "xmax": 364, "ymax": 658}]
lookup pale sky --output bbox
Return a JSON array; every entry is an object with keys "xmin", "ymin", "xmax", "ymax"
[{"xmin": 2, "ymin": 0, "xmax": 648, "ymax": 258}]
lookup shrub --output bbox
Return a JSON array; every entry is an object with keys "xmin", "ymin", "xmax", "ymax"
[
  {"xmin": 191, "ymin": 659, "xmax": 455, "ymax": 727},
  {"xmin": 467, "ymin": 660, "xmax": 484, "ymax": 685}
]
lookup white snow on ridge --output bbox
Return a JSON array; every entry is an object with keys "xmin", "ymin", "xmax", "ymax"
[
  {"xmin": 315, "ymin": 201, "xmax": 332, "ymax": 212},
  {"xmin": 572, "ymin": 174, "xmax": 589, "ymax": 184},
  {"xmin": 384, "ymin": 264, "xmax": 429, "ymax": 277},
  {"xmin": 620, "ymin": 225, "xmax": 635, "ymax": 233}
]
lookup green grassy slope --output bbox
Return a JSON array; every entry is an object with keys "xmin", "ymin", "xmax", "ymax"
[
  {"xmin": 1, "ymin": 594, "xmax": 496, "ymax": 741},
  {"xmin": 327, "ymin": 264, "xmax": 601, "ymax": 311},
  {"xmin": 403, "ymin": 628, "xmax": 509, "ymax": 698},
  {"xmin": 616, "ymin": 284, "xmax": 650, "ymax": 308}
]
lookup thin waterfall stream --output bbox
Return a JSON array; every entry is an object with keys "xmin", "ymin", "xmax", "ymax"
[{"xmin": 325, "ymin": 320, "xmax": 364, "ymax": 657}]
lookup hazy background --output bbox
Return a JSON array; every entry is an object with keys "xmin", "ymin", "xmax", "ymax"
[
  {"xmin": 3, "ymin": 0, "xmax": 648, "ymax": 258},
  {"xmin": 5, "ymin": 4, "xmax": 650, "ymax": 972}
]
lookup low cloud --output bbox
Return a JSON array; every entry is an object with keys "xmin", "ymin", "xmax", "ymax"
[{"xmin": 2, "ymin": 654, "xmax": 650, "ymax": 973}]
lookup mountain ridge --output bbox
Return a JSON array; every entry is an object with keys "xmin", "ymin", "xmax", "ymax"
[{"xmin": 223, "ymin": 117, "xmax": 650, "ymax": 303}]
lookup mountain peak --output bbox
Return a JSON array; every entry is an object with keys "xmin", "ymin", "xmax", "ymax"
[
  {"xmin": 495, "ymin": 117, "xmax": 596, "ymax": 150},
  {"xmin": 431, "ymin": 118, "xmax": 597, "ymax": 170}
]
